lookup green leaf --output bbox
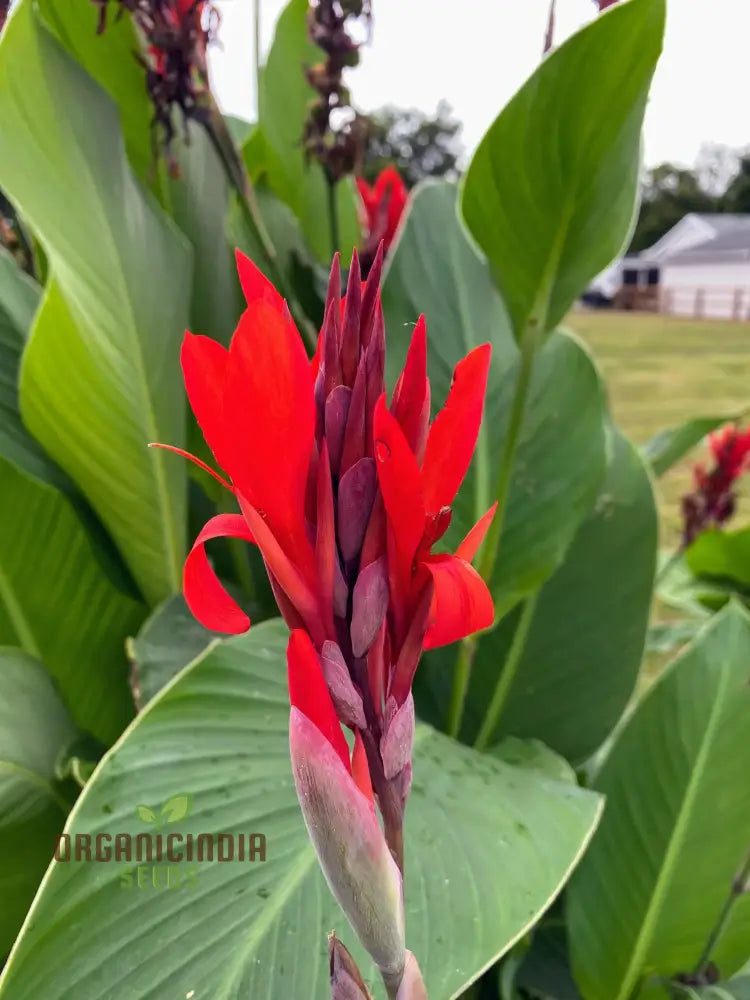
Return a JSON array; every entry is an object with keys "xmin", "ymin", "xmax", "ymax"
[
  {"xmin": 127, "ymin": 594, "xmax": 219, "ymax": 710},
  {"xmin": 686, "ymin": 528, "xmax": 750, "ymax": 590},
  {"xmin": 135, "ymin": 805, "xmax": 157, "ymax": 825},
  {"xmin": 0, "ymin": 621, "xmax": 602, "ymax": 1000},
  {"xmin": 515, "ymin": 923, "xmax": 584, "ymax": 1000},
  {"xmin": 646, "ymin": 620, "xmax": 703, "ymax": 656},
  {"xmin": 167, "ymin": 122, "xmax": 242, "ymax": 345},
  {"xmin": 258, "ymin": 0, "xmax": 360, "ymax": 261},
  {"xmin": 567, "ymin": 603, "xmax": 750, "ymax": 1000},
  {"xmin": 0, "ymin": 1, "xmax": 191, "ymax": 605},
  {"xmin": 656, "ymin": 554, "xmax": 730, "ymax": 618},
  {"xmin": 461, "ymin": 0, "xmax": 665, "ymax": 339},
  {"xmin": 459, "ymin": 431, "xmax": 658, "ymax": 762},
  {"xmin": 642, "ymin": 416, "xmax": 741, "ymax": 478},
  {"xmin": 490, "ymin": 737, "xmax": 576, "ymax": 785},
  {"xmin": 382, "ymin": 182, "xmax": 608, "ymax": 624},
  {"xmin": 0, "ymin": 649, "xmax": 77, "ymax": 954},
  {"xmin": 160, "ymin": 793, "xmax": 193, "ymax": 824},
  {"xmin": 0, "ymin": 251, "xmax": 144, "ymax": 744},
  {"xmin": 34, "ymin": 0, "xmax": 153, "ymax": 183}
]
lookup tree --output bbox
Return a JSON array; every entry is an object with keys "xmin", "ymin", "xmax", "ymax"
[
  {"xmin": 722, "ymin": 155, "xmax": 750, "ymax": 213},
  {"xmin": 360, "ymin": 100, "xmax": 462, "ymax": 188},
  {"xmin": 628, "ymin": 162, "xmax": 719, "ymax": 252}
]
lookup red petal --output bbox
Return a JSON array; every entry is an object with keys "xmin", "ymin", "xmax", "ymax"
[
  {"xmin": 235, "ymin": 249, "xmax": 286, "ymax": 312},
  {"xmin": 455, "ymin": 502, "xmax": 498, "ymax": 563},
  {"xmin": 225, "ymin": 301, "xmax": 316, "ymax": 567},
  {"xmin": 287, "ymin": 630, "xmax": 350, "ymax": 771},
  {"xmin": 421, "ymin": 344, "xmax": 492, "ymax": 513},
  {"xmin": 422, "ymin": 554, "xmax": 494, "ymax": 649},
  {"xmin": 181, "ymin": 332, "xmax": 232, "ymax": 474},
  {"xmin": 374, "ymin": 395, "xmax": 425, "ymax": 642},
  {"xmin": 238, "ymin": 497, "xmax": 324, "ymax": 647},
  {"xmin": 391, "ymin": 315, "xmax": 430, "ymax": 461},
  {"xmin": 351, "ymin": 730, "xmax": 374, "ymax": 805},
  {"xmin": 374, "ymin": 395, "xmax": 425, "ymax": 559},
  {"xmin": 184, "ymin": 514, "xmax": 255, "ymax": 633}
]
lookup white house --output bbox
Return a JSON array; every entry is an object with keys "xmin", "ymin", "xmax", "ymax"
[{"xmin": 588, "ymin": 214, "xmax": 750, "ymax": 319}]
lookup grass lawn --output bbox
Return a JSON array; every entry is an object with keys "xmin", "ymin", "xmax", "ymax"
[{"xmin": 566, "ymin": 310, "xmax": 750, "ymax": 547}]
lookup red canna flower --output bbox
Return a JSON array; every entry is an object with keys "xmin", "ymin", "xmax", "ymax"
[
  {"xmin": 356, "ymin": 167, "xmax": 408, "ymax": 257},
  {"xmin": 682, "ymin": 424, "xmax": 750, "ymax": 545},
  {"xmin": 154, "ymin": 244, "xmax": 495, "ymax": 870}
]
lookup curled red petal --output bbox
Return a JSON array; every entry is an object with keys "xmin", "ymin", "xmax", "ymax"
[
  {"xmin": 287, "ymin": 630, "xmax": 350, "ymax": 772},
  {"xmin": 181, "ymin": 331, "xmax": 232, "ymax": 474},
  {"xmin": 455, "ymin": 502, "xmax": 498, "ymax": 563},
  {"xmin": 184, "ymin": 514, "xmax": 255, "ymax": 633},
  {"xmin": 421, "ymin": 344, "xmax": 492, "ymax": 514},
  {"xmin": 148, "ymin": 443, "xmax": 232, "ymax": 491},
  {"xmin": 422, "ymin": 554, "xmax": 494, "ymax": 649}
]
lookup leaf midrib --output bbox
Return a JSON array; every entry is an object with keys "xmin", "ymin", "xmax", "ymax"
[
  {"xmin": 0, "ymin": 560, "xmax": 40, "ymax": 658},
  {"xmin": 614, "ymin": 645, "xmax": 735, "ymax": 1000}
]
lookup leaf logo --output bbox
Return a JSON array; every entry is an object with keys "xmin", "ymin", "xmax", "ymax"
[
  {"xmin": 135, "ymin": 793, "xmax": 193, "ymax": 827},
  {"xmin": 160, "ymin": 794, "xmax": 193, "ymax": 824}
]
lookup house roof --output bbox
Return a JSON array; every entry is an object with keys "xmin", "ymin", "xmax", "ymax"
[
  {"xmin": 642, "ymin": 213, "xmax": 750, "ymax": 266},
  {"xmin": 664, "ymin": 217, "xmax": 750, "ymax": 264}
]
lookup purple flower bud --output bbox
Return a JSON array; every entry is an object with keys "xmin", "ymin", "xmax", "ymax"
[
  {"xmin": 334, "ymin": 556, "xmax": 349, "ymax": 618},
  {"xmin": 321, "ymin": 641, "xmax": 367, "ymax": 729},
  {"xmin": 338, "ymin": 457, "xmax": 377, "ymax": 562},
  {"xmin": 351, "ymin": 556, "xmax": 389, "ymax": 658},
  {"xmin": 290, "ymin": 708, "xmax": 405, "ymax": 980},
  {"xmin": 341, "ymin": 252, "xmax": 362, "ymax": 385},
  {"xmin": 380, "ymin": 694, "xmax": 415, "ymax": 780},
  {"xmin": 360, "ymin": 243, "xmax": 384, "ymax": 349},
  {"xmin": 326, "ymin": 385, "xmax": 352, "ymax": 477},
  {"xmin": 323, "ymin": 258, "xmax": 343, "ymax": 398},
  {"xmin": 340, "ymin": 352, "xmax": 367, "ymax": 475},
  {"xmin": 329, "ymin": 934, "xmax": 373, "ymax": 1000}
]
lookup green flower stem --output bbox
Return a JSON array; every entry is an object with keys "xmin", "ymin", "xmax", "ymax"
[
  {"xmin": 474, "ymin": 592, "xmax": 539, "ymax": 751},
  {"xmin": 446, "ymin": 322, "xmax": 539, "ymax": 738},
  {"xmin": 201, "ymin": 93, "xmax": 318, "ymax": 353},
  {"xmin": 326, "ymin": 173, "xmax": 341, "ymax": 258},
  {"xmin": 692, "ymin": 845, "xmax": 750, "ymax": 977}
]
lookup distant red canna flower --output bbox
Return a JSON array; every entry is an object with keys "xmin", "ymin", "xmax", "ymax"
[
  {"xmin": 356, "ymin": 167, "xmax": 408, "ymax": 258},
  {"xmin": 682, "ymin": 424, "xmax": 750, "ymax": 545}
]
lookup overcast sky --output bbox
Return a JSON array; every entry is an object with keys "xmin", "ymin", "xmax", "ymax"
[{"xmin": 208, "ymin": 0, "xmax": 750, "ymax": 170}]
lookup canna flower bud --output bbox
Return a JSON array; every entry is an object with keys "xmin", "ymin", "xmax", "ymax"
[
  {"xmin": 395, "ymin": 952, "xmax": 429, "ymax": 1000},
  {"xmin": 329, "ymin": 934, "xmax": 374, "ymax": 1000},
  {"xmin": 288, "ymin": 631, "xmax": 405, "ymax": 982}
]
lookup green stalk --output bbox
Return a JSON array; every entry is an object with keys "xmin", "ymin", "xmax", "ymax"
[
  {"xmin": 446, "ymin": 322, "xmax": 539, "ymax": 737},
  {"xmin": 474, "ymin": 593, "xmax": 539, "ymax": 750},
  {"xmin": 326, "ymin": 173, "xmax": 340, "ymax": 258},
  {"xmin": 692, "ymin": 846, "xmax": 750, "ymax": 977},
  {"xmin": 200, "ymin": 93, "xmax": 318, "ymax": 352}
]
